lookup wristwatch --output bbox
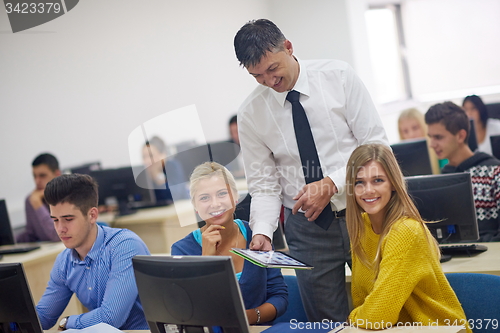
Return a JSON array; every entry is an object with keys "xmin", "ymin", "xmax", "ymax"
[{"xmin": 59, "ymin": 316, "xmax": 69, "ymax": 330}]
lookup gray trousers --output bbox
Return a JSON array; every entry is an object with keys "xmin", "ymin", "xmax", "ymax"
[{"xmin": 284, "ymin": 208, "xmax": 351, "ymax": 322}]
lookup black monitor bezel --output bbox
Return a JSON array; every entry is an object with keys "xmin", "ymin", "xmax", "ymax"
[
  {"xmin": 0, "ymin": 263, "xmax": 43, "ymax": 333},
  {"xmin": 406, "ymin": 172, "xmax": 479, "ymax": 243},
  {"xmin": 89, "ymin": 166, "xmax": 156, "ymax": 215},
  {"xmin": 0, "ymin": 199, "xmax": 15, "ymax": 246},
  {"xmin": 391, "ymin": 139, "xmax": 433, "ymax": 176},
  {"xmin": 133, "ymin": 255, "xmax": 250, "ymax": 333}
]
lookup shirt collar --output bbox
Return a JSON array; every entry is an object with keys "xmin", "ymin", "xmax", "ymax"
[
  {"xmin": 70, "ymin": 224, "xmax": 104, "ymax": 263},
  {"xmin": 270, "ymin": 57, "xmax": 310, "ymax": 107}
]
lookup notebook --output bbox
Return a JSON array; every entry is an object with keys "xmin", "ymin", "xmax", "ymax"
[{"xmin": 0, "ymin": 199, "xmax": 40, "ymax": 255}]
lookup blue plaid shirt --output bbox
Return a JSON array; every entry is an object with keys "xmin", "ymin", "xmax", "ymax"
[{"xmin": 36, "ymin": 225, "xmax": 150, "ymax": 330}]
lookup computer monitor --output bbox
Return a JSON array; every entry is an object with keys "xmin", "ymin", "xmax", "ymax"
[
  {"xmin": 62, "ymin": 161, "xmax": 101, "ymax": 175},
  {"xmin": 0, "ymin": 200, "xmax": 15, "ymax": 246},
  {"xmin": 0, "ymin": 263, "xmax": 43, "ymax": 333},
  {"xmin": 468, "ymin": 119, "xmax": 478, "ymax": 152},
  {"xmin": 169, "ymin": 141, "xmax": 240, "ymax": 186},
  {"xmin": 490, "ymin": 135, "xmax": 500, "ymax": 160},
  {"xmin": 133, "ymin": 255, "xmax": 250, "ymax": 333},
  {"xmin": 390, "ymin": 139, "xmax": 433, "ymax": 176},
  {"xmin": 405, "ymin": 172, "xmax": 479, "ymax": 243},
  {"xmin": 90, "ymin": 166, "xmax": 156, "ymax": 215}
]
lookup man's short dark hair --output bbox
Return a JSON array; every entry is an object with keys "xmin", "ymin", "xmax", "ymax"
[
  {"xmin": 229, "ymin": 114, "xmax": 237, "ymax": 126},
  {"xmin": 234, "ymin": 19, "xmax": 286, "ymax": 68},
  {"xmin": 32, "ymin": 153, "xmax": 59, "ymax": 172},
  {"xmin": 425, "ymin": 101, "xmax": 470, "ymax": 139},
  {"xmin": 44, "ymin": 174, "xmax": 98, "ymax": 215}
]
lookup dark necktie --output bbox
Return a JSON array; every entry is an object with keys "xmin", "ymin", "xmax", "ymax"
[{"xmin": 287, "ymin": 90, "xmax": 333, "ymax": 230}]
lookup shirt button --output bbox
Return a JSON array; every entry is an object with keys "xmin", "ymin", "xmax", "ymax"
[
  {"xmin": 88, "ymin": 287, "xmax": 92, "ymax": 290},
  {"xmin": 86, "ymin": 267, "xmax": 90, "ymax": 270}
]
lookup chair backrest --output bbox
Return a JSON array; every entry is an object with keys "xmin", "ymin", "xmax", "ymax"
[
  {"xmin": 273, "ymin": 274, "xmax": 308, "ymax": 323},
  {"xmin": 446, "ymin": 273, "xmax": 500, "ymax": 333}
]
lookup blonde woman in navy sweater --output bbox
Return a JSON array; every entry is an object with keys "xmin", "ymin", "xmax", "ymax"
[{"xmin": 171, "ymin": 162, "xmax": 287, "ymax": 324}]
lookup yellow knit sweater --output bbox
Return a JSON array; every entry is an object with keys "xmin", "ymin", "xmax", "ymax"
[{"xmin": 348, "ymin": 214, "xmax": 471, "ymax": 332}]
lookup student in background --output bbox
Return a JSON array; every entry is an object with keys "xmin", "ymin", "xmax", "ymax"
[
  {"xmin": 462, "ymin": 94, "xmax": 500, "ymax": 155},
  {"xmin": 397, "ymin": 108, "xmax": 441, "ymax": 173},
  {"xmin": 17, "ymin": 153, "xmax": 61, "ymax": 243},
  {"xmin": 425, "ymin": 101, "xmax": 500, "ymax": 241},
  {"xmin": 36, "ymin": 174, "xmax": 150, "ymax": 330},
  {"xmin": 345, "ymin": 143, "xmax": 470, "ymax": 332},
  {"xmin": 141, "ymin": 136, "xmax": 189, "ymax": 204},
  {"xmin": 171, "ymin": 162, "xmax": 288, "ymax": 325}
]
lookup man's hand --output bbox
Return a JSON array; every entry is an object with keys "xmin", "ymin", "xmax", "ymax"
[
  {"xmin": 29, "ymin": 189, "xmax": 45, "ymax": 210},
  {"xmin": 250, "ymin": 234, "xmax": 272, "ymax": 251},
  {"xmin": 292, "ymin": 177, "xmax": 337, "ymax": 221},
  {"xmin": 201, "ymin": 225, "xmax": 225, "ymax": 256}
]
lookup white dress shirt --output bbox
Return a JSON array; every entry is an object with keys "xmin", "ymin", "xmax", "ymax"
[{"xmin": 238, "ymin": 58, "xmax": 388, "ymax": 239}]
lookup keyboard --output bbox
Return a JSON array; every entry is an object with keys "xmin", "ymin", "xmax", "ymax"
[
  {"xmin": 439, "ymin": 244, "xmax": 488, "ymax": 256},
  {"xmin": 0, "ymin": 244, "xmax": 40, "ymax": 255}
]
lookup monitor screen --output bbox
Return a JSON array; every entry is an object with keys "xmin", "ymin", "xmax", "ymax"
[
  {"xmin": 133, "ymin": 255, "xmax": 250, "ymax": 333},
  {"xmin": 390, "ymin": 139, "xmax": 433, "ymax": 176},
  {"xmin": 406, "ymin": 172, "xmax": 479, "ymax": 243},
  {"xmin": 90, "ymin": 166, "xmax": 156, "ymax": 215},
  {"xmin": 0, "ymin": 199, "xmax": 15, "ymax": 246},
  {"xmin": 0, "ymin": 263, "xmax": 43, "ymax": 333}
]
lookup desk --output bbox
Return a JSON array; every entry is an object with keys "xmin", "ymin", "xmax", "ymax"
[
  {"xmin": 326, "ymin": 241, "xmax": 500, "ymax": 283},
  {"xmin": 0, "ymin": 242, "xmax": 84, "ymax": 325}
]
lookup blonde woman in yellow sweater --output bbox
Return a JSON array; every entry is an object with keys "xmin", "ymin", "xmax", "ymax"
[{"xmin": 345, "ymin": 143, "xmax": 471, "ymax": 332}]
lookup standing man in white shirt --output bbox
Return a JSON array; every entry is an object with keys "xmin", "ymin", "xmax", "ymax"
[{"xmin": 234, "ymin": 19, "xmax": 388, "ymax": 322}]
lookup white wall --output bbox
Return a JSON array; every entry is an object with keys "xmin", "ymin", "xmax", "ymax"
[{"xmin": 0, "ymin": 0, "xmax": 270, "ymax": 225}]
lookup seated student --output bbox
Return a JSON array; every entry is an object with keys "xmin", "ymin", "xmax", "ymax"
[
  {"xmin": 36, "ymin": 174, "xmax": 150, "ymax": 330},
  {"xmin": 397, "ymin": 108, "xmax": 441, "ymax": 173},
  {"xmin": 462, "ymin": 94, "xmax": 500, "ymax": 155},
  {"xmin": 141, "ymin": 136, "xmax": 189, "ymax": 204},
  {"xmin": 425, "ymin": 101, "xmax": 500, "ymax": 242},
  {"xmin": 345, "ymin": 143, "xmax": 470, "ymax": 331},
  {"xmin": 17, "ymin": 153, "xmax": 62, "ymax": 243},
  {"xmin": 171, "ymin": 162, "xmax": 288, "ymax": 324}
]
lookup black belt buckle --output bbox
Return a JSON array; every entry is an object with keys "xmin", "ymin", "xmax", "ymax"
[{"xmin": 334, "ymin": 209, "xmax": 346, "ymax": 219}]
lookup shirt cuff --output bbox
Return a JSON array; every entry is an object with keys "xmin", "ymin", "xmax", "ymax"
[
  {"xmin": 66, "ymin": 315, "xmax": 76, "ymax": 330},
  {"xmin": 249, "ymin": 195, "xmax": 282, "ymax": 240}
]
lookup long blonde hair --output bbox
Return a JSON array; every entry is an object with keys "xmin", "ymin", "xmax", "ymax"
[
  {"xmin": 189, "ymin": 162, "xmax": 238, "ymax": 205},
  {"xmin": 346, "ymin": 144, "xmax": 439, "ymax": 274}
]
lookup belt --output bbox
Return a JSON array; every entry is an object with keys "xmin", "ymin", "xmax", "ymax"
[{"xmin": 334, "ymin": 209, "xmax": 346, "ymax": 218}]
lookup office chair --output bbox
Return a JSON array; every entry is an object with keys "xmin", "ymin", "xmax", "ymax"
[
  {"xmin": 272, "ymin": 274, "xmax": 308, "ymax": 324},
  {"xmin": 446, "ymin": 273, "xmax": 500, "ymax": 333}
]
